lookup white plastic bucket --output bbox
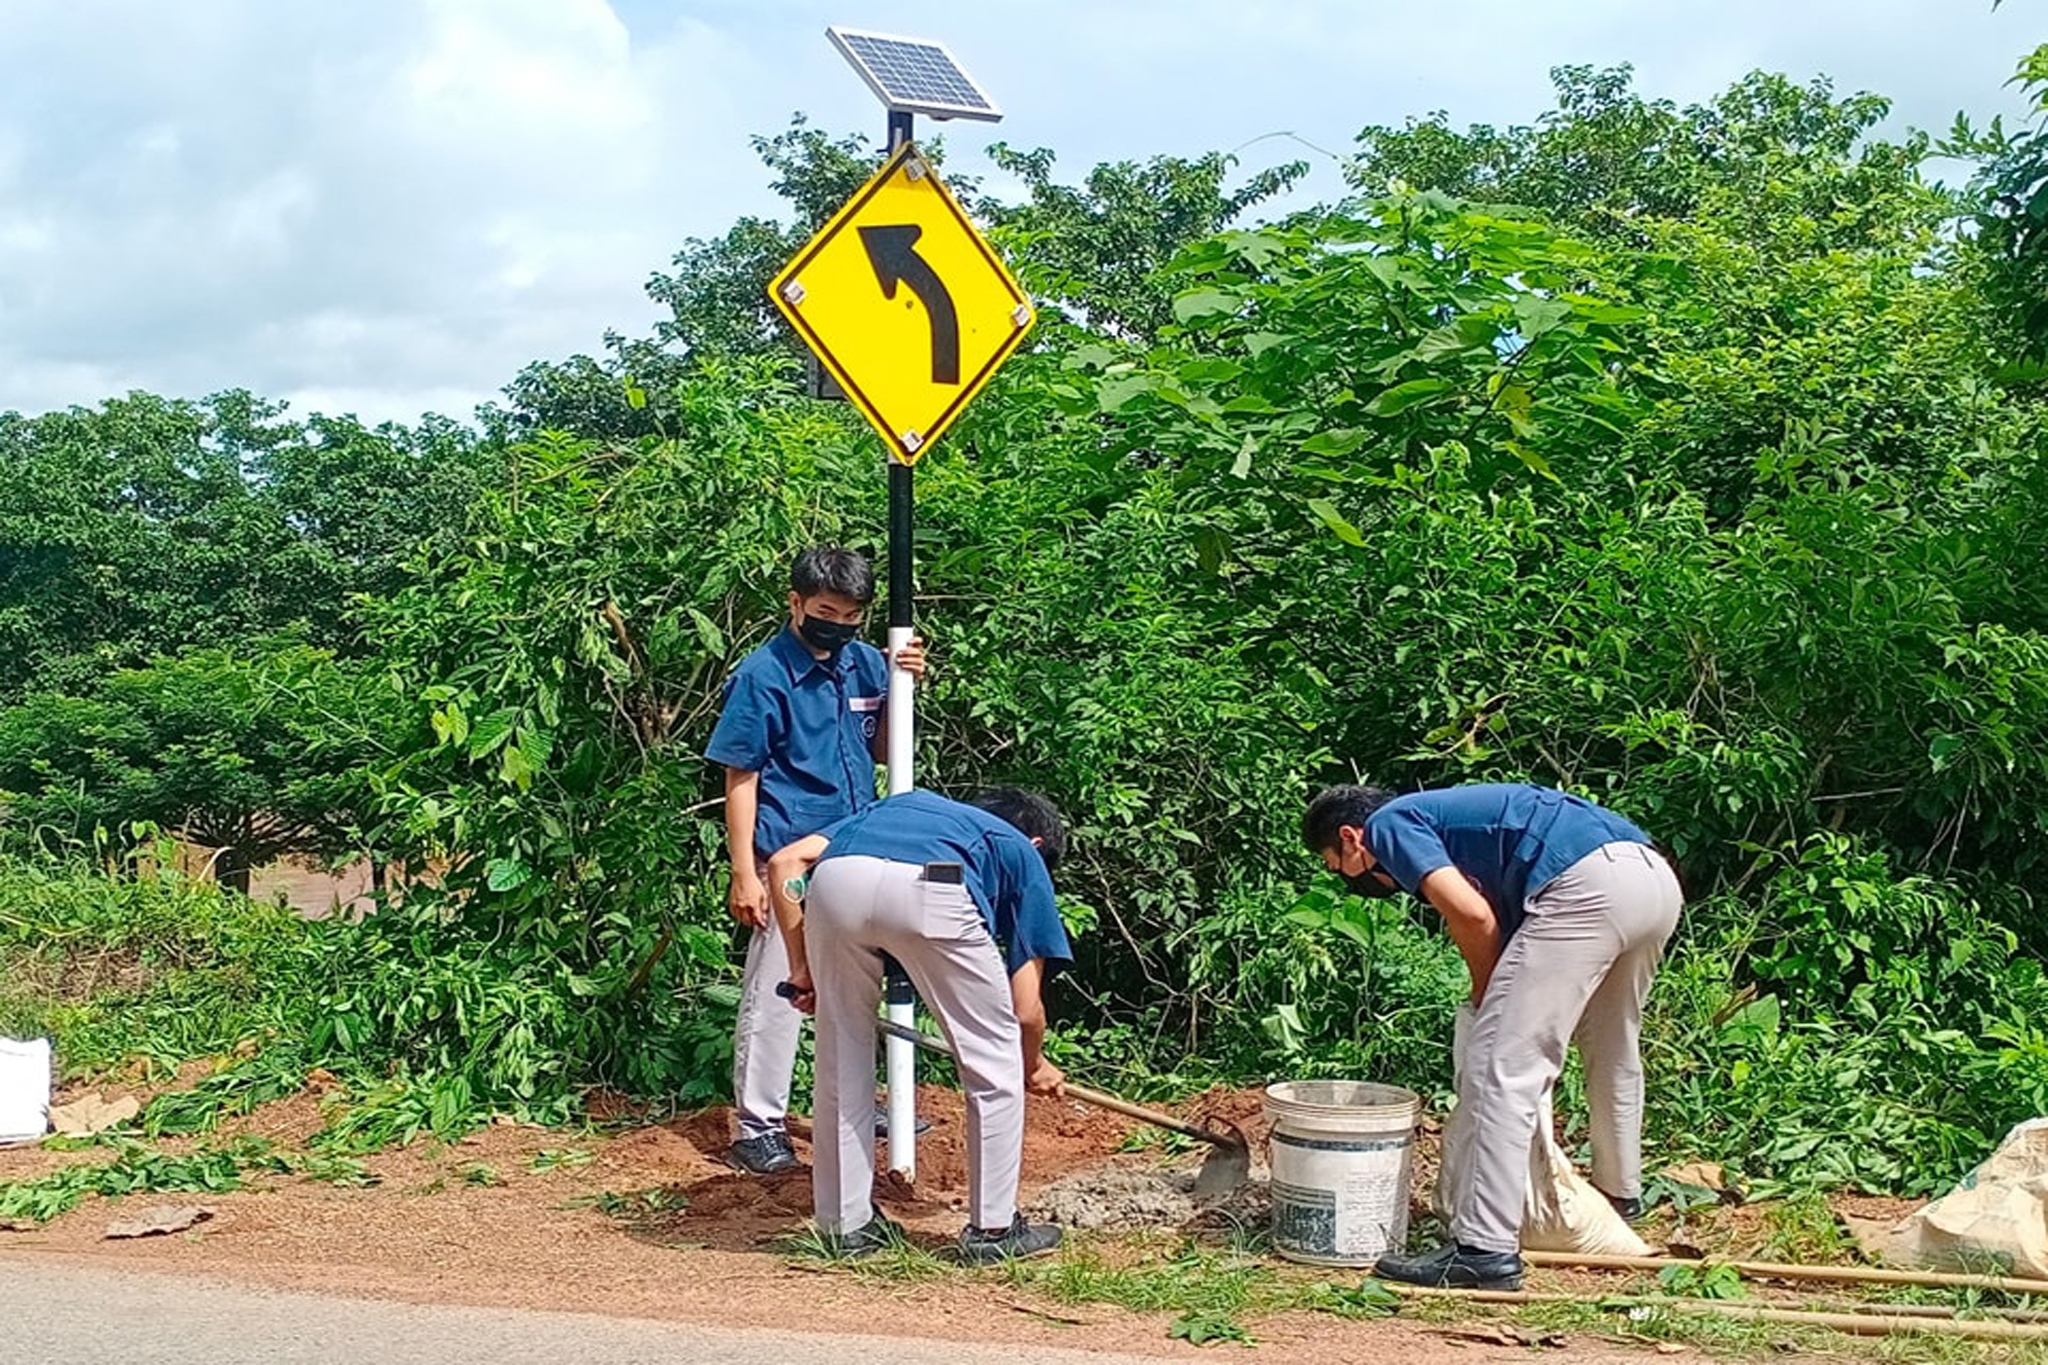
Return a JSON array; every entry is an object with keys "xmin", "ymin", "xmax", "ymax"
[
  {"xmin": 1264, "ymin": 1080, "xmax": 1420, "ymax": 1267},
  {"xmin": 0, "ymin": 1038, "xmax": 52, "ymax": 1142}
]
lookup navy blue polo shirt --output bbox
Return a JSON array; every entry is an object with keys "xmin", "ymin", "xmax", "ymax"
[
  {"xmin": 817, "ymin": 790, "xmax": 1072, "ymax": 976},
  {"xmin": 706, "ymin": 626, "xmax": 888, "ymax": 859},
  {"xmin": 1365, "ymin": 784, "xmax": 1651, "ymax": 940}
]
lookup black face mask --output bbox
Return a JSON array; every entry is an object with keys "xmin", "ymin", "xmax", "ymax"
[
  {"xmin": 797, "ymin": 615, "xmax": 860, "ymax": 656},
  {"xmin": 1341, "ymin": 868, "xmax": 1404, "ymax": 900}
]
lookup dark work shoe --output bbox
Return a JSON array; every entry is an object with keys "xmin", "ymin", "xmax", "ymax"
[
  {"xmin": 726, "ymin": 1132, "xmax": 800, "ymax": 1175},
  {"xmin": 822, "ymin": 1209, "xmax": 906, "ymax": 1259},
  {"xmin": 956, "ymin": 1213, "xmax": 1063, "ymax": 1263},
  {"xmin": 1603, "ymin": 1190, "xmax": 1646, "ymax": 1223},
  {"xmin": 1372, "ymin": 1241, "xmax": 1524, "ymax": 1291}
]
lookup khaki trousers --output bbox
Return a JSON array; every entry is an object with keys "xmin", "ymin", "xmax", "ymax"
[
  {"xmin": 1453, "ymin": 842, "xmax": 1682, "ymax": 1254},
  {"xmin": 806, "ymin": 855, "xmax": 1023, "ymax": 1234}
]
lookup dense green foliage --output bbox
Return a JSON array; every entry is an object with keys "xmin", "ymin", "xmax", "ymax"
[
  {"xmin": 0, "ymin": 391, "xmax": 489, "ymax": 694},
  {"xmin": 1948, "ymin": 43, "xmax": 2048, "ymax": 365},
  {"xmin": 0, "ymin": 643, "xmax": 386, "ymax": 889},
  {"xmin": 0, "ymin": 848, "xmax": 312, "ymax": 1075},
  {"xmin": 5, "ymin": 58, "xmax": 2048, "ymax": 1200}
]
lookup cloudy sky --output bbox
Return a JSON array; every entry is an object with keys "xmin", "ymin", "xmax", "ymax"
[{"xmin": 0, "ymin": 1, "xmax": 2035, "ymax": 425}]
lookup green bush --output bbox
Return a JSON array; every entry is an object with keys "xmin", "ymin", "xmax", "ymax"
[{"xmin": 0, "ymin": 850, "xmax": 309, "ymax": 1072}]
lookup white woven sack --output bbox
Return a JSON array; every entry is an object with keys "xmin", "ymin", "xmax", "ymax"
[
  {"xmin": 1882, "ymin": 1118, "xmax": 2048, "ymax": 1279},
  {"xmin": 0, "ymin": 1037, "xmax": 52, "ymax": 1142}
]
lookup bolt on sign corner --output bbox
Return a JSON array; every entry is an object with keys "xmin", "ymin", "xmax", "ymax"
[{"xmin": 768, "ymin": 141, "xmax": 1035, "ymax": 465}]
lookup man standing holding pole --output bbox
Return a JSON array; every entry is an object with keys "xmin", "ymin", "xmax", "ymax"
[{"xmin": 707, "ymin": 547, "xmax": 923, "ymax": 1175}]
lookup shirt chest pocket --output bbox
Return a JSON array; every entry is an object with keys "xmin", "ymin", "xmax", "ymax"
[{"xmin": 848, "ymin": 694, "xmax": 882, "ymax": 741}]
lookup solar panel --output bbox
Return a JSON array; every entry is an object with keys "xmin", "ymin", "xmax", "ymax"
[{"xmin": 826, "ymin": 27, "xmax": 1003, "ymax": 122}]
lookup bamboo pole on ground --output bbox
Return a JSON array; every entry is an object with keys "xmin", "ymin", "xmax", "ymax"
[
  {"xmin": 1521, "ymin": 1249, "xmax": 2048, "ymax": 1297},
  {"xmin": 1397, "ymin": 1286, "xmax": 2048, "ymax": 1323},
  {"xmin": 1390, "ymin": 1287, "xmax": 2048, "ymax": 1343}
]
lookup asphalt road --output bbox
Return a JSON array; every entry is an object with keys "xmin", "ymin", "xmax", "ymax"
[{"xmin": 0, "ymin": 1261, "xmax": 1171, "ymax": 1365}]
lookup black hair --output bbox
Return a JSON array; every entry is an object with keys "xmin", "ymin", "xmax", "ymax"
[
  {"xmin": 790, "ymin": 546, "xmax": 876, "ymax": 604},
  {"xmin": 1302, "ymin": 784, "xmax": 1397, "ymax": 853},
  {"xmin": 970, "ymin": 786, "xmax": 1068, "ymax": 872}
]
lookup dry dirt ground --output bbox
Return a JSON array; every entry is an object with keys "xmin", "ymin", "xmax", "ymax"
[{"xmin": 0, "ymin": 1080, "xmax": 1927, "ymax": 1365}]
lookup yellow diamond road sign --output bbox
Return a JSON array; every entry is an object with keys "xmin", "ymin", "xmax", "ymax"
[{"xmin": 769, "ymin": 141, "xmax": 1034, "ymax": 465}]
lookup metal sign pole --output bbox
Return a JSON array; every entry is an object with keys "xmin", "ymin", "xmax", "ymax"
[
  {"xmin": 881, "ymin": 109, "xmax": 919, "ymax": 1181},
  {"xmin": 782, "ymin": 33, "xmax": 1022, "ymax": 1186}
]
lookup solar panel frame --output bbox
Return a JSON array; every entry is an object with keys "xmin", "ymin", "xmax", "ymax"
[{"xmin": 825, "ymin": 26, "xmax": 1004, "ymax": 122}]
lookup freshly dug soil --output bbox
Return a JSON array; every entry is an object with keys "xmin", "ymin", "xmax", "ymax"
[{"xmin": 545, "ymin": 1082, "xmax": 1149, "ymax": 1249}]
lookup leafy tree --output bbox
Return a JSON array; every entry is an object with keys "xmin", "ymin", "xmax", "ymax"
[
  {"xmin": 500, "ymin": 120, "xmax": 1309, "ymax": 435},
  {"xmin": 979, "ymin": 145, "xmax": 1308, "ymax": 341},
  {"xmin": 256, "ymin": 410, "xmax": 494, "ymax": 609},
  {"xmin": 1948, "ymin": 44, "xmax": 2048, "ymax": 363},
  {"xmin": 0, "ymin": 642, "xmax": 384, "ymax": 892},
  {"xmin": 493, "ymin": 337, "xmax": 689, "ymax": 443},
  {"xmin": 1352, "ymin": 65, "xmax": 1947, "ymax": 255},
  {"xmin": 0, "ymin": 391, "xmax": 489, "ymax": 697},
  {"xmin": 355, "ymin": 354, "xmax": 883, "ymax": 1098},
  {"xmin": 0, "ymin": 392, "xmax": 311, "ymax": 697},
  {"xmin": 645, "ymin": 119, "xmax": 884, "ymax": 364}
]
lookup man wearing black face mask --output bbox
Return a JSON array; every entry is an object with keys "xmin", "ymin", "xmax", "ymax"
[
  {"xmin": 706, "ymin": 546, "xmax": 926, "ymax": 1174},
  {"xmin": 1301, "ymin": 783, "xmax": 1681, "ymax": 1291}
]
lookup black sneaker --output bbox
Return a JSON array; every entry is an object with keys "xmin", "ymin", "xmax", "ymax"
[
  {"xmin": 1602, "ymin": 1190, "xmax": 1646, "ymax": 1223},
  {"xmin": 726, "ymin": 1132, "xmax": 800, "ymax": 1175},
  {"xmin": 1372, "ymin": 1241, "xmax": 1524, "ymax": 1291},
  {"xmin": 956, "ymin": 1213, "xmax": 1062, "ymax": 1263},
  {"xmin": 822, "ymin": 1209, "xmax": 905, "ymax": 1259}
]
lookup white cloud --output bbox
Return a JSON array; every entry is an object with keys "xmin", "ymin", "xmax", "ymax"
[
  {"xmin": 0, "ymin": 0, "xmax": 2036, "ymax": 425},
  {"xmin": 0, "ymin": 0, "xmax": 782, "ymax": 424}
]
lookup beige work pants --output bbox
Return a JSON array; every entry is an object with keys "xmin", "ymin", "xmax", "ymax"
[
  {"xmin": 805, "ymin": 855, "xmax": 1023, "ymax": 1235},
  {"xmin": 1453, "ymin": 842, "xmax": 1683, "ymax": 1254}
]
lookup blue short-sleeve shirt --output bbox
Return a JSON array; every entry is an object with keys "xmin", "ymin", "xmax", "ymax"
[
  {"xmin": 1365, "ymin": 784, "xmax": 1651, "ymax": 940},
  {"xmin": 816, "ymin": 790, "xmax": 1072, "ymax": 976},
  {"xmin": 705, "ymin": 626, "xmax": 888, "ymax": 859}
]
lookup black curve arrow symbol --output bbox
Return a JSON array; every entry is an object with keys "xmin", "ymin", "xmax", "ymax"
[{"xmin": 858, "ymin": 224, "xmax": 960, "ymax": 384}]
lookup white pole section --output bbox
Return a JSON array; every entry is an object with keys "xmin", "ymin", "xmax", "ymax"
[
  {"xmin": 884, "ymin": 623, "xmax": 917, "ymax": 1176},
  {"xmin": 885, "ymin": 626, "xmax": 916, "ymax": 796}
]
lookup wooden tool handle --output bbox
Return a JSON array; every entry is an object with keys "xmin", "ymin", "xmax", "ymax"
[
  {"xmin": 1058, "ymin": 1081, "xmax": 1237, "ymax": 1148},
  {"xmin": 875, "ymin": 1019, "xmax": 1243, "ymax": 1151}
]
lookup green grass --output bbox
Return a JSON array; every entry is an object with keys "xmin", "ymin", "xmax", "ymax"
[
  {"xmin": 0, "ymin": 854, "xmax": 312, "ymax": 1078},
  {"xmin": 293, "ymin": 1153, "xmax": 379, "ymax": 1187},
  {"xmin": 1015, "ymin": 1235, "xmax": 1281, "ymax": 1319},
  {"xmin": 777, "ymin": 1224, "xmax": 2048, "ymax": 1362},
  {"xmin": 1757, "ymin": 1189, "xmax": 1854, "ymax": 1264},
  {"xmin": 782, "ymin": 1219, "xmax": 953, "ymax": 1279},
  {"xmin": 560, "ymin": 1187, "xmax": 689, "ymax": 1219}
]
